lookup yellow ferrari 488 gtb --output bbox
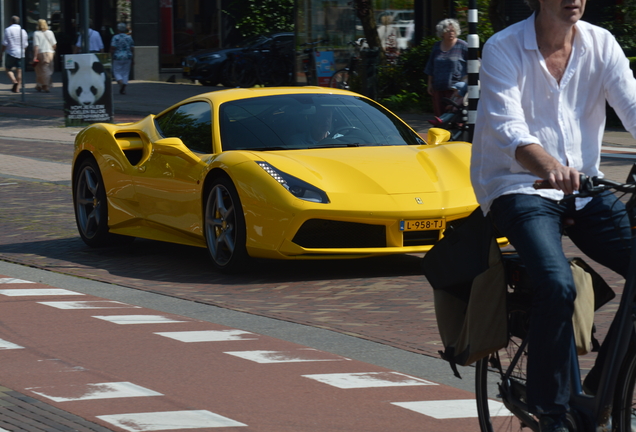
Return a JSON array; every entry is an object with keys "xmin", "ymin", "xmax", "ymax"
[{"xmin": 72, "ymin": 87, "xmax": 477, "ymax": 272}]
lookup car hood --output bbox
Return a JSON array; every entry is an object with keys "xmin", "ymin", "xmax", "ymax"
[{"xmin": 253, "ymin": 144, "xmax": 473, "ymax": 195}]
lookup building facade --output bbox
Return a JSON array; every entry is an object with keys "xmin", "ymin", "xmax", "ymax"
[{"xmin": 1, "ymin": 0, "xmax": 619, "ymax": 83}]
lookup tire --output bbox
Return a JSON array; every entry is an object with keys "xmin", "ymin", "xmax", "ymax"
[
  {"xmin": 329, "ymin": 69, "xmax": 350, "ymax": 90},
  {"xmin": 612, "ymin": 340, "xmax": 636, "ymax": 430},
  {"xmin": 231, "ymin": 57, "xmax": 257, "ymax": 88},
  {"xmin": 204, "ymin": 177, "xmax": 249, "ymax": 272},
  {"xmin": 475, "ymin": 340, "xmax": 531, "ymax": 431},
  {"xmin": 73, "ymin": 157, "xmax": 132, "ymax": 247},
  {"xmin": 220, "ymin": 61, "xmax": 235, "ymax": 87}
]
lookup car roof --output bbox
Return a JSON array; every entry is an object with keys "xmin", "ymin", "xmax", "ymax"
[{"xmin": 175, "ymin": 87, "xmax": 363, "ymax": 107}]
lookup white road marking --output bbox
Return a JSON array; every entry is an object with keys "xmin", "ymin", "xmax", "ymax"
[
  {"xmin": 28, "ymin": 382, "xmax": 163, "ymax": 402},
  {"xmin": 155, "ymin": 329, "xmax": 258, "ymax": 342},
  {"xmin": 97, "ymin": 410, "xmax": 247, "ymax": 430},
  {"xmin": 92, "ymin": 315, "xmax": 187, "ymax": 325},
  {"xmin": 0, "ymin": 289, "xmax": 83, "ymax": 296},
  {"xmin": 38, "ymin": 300, "xmax": 141, "ymax": 309},
  {"xmin": 302, "ymin": 372, "xmax": 437, "ymax": 389},
  {"xmin": 0, "ymin": 338, "xmax": 23, "ymax": 350},
  {"xmin": 392, "ymin": 399, "xmax": 513, "ymax": 419},
  {"xmin": 224, "ymin": 349, "xmax": 347, "ymax": 363},
  {"xmin": 0, "ymin": 278, "xmax": 35, "ymax": 284}
]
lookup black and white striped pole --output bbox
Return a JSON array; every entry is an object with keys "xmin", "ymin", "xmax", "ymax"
[{"xmin": 466, "ymin": 0, "xmax": 480, "ymax": 142}]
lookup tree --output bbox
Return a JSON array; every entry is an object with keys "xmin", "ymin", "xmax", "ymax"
[
  {"xmin": 352, "ymin": 0, "xmax": 382, "ymax": 51},
  {"xmin": 232, "ymin": 0, "xmax": 294, "ymax": 38},
  {"xmin": 454, "ymin": 0, "xmax": 495, "ymax": 46},
  {"xmin": 600, "ymin": 0, "xmax": 636, "ymax": 56}
]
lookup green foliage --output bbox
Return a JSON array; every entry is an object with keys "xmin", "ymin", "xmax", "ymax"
[
  {"xmin": 376, "ymin": 36, "xmax": 437, "ymax": 112},
  {"xmin": 379, "ymin": 90, "xmax": 422, "ymax": 112},
  {"xmin": 454, "ymin": 0, "xmax": 495, "ymax": 46},
  {"xmin": 600, "ymin": 0, "xmax": 636, "ymax": 56},
  {"xmin": 233, "ymin": 0, "xmax": 294, "ymax": 38}
]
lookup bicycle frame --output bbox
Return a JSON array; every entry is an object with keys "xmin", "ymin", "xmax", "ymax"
[{"xmin": 489, "ymin": 175, "xmax": 636, "ymax": 431}]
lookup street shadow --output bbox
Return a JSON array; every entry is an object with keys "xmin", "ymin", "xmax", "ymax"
[{"xmin": 0, "ymin": 236, "xmax": 424, "ymax": 286}]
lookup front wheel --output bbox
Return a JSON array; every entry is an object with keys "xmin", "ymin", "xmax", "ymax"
[
  {"xmin": 612, "ymin": 340, "xmax": 636, "ymax": 430},
  {"xmin": 329, "ymin": 69, "xmax": 350, "ymax": 89},
  {"xmin": 204, "ymin": 177, "xmax": 249, "ymax": 272},
  {"xmin": 475, "ymin": 341, "xmax": 532, "ymax": 431}
]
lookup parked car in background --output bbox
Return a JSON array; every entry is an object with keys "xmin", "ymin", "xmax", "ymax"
[{"xmin": 182, "ymin": 32, "xmax": 294, "ymax": 87}]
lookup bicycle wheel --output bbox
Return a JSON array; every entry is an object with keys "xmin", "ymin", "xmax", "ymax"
[
  {"xmin": 475, "ymin": 338, "xmax": 530, "ymax": 431},
  {"xmin": 231, "ymin": 57, "xmax": 257, "ymax": 88},
  {"xmin": 612, "ymin": 340, "xmax": 636, "ymax": 430},
  {"xmin": 329, "ymin": 69, "xmax": 350, "ymax": 89}
]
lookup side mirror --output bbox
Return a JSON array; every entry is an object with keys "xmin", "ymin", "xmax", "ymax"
[
  {"xmin": 153, "ymin": 138, "xmax": 200, "ymax": 164},
  {"xmin": 427, "ymin": 128, "xmax": 452, "ymax": 145}
]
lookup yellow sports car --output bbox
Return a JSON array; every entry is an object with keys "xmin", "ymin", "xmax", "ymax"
[{"xmin": 72, "ymin": 87, "xmax": 478, "ymax": 272}]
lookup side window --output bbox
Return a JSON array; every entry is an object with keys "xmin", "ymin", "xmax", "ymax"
[{"xmin": 154, "ymin": 101, "xmax": 212, "ymax": 153}]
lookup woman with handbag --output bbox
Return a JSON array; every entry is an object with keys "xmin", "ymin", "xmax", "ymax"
[{"xmin": 32, "ymin": 19, "xmax": 57, "ymax": 93}]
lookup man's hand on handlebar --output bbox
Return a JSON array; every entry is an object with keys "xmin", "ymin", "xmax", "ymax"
[{"xmin": 547, "ymin": 166, "xmax": 581, "ymax": 195}]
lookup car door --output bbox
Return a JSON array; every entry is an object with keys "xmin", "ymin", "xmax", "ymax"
[{"xmin": 133, "ymin": 101, "xmax": 213, "ymax": 239}]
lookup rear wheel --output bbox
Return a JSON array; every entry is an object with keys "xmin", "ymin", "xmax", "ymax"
[
  {"xmin": 329, "ymin": 69, "xmax": 350, "ymax": 89},
  {"xmin": 231, "ymin": 57, "xmax": 257, "ymax": 88},
  {"xmin": 204, "ymin": 177, "xmax": 249, "ymax": 272},
  {"xmin": 475, "ymin": 340, "xmax": 531, "ymax": 431},
  {"xmin": 73, "ymin": 157, "xmax": 132, "ymax": 247},
  {"xmin": 612, "ymin": 341, "xmax": 636, "ymax": 430}
]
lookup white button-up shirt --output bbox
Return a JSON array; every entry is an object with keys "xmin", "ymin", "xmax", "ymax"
[
  {"xmin": 471, "ymin": 14, "xmax": 636, "ymax": 213},
  {"xmin": 2, "ymin": 24, "xmax": 28, "ymax": 58}
]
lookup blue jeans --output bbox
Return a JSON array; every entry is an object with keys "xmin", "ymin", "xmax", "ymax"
[{"xmin": 490, "ymin": 193, "xmax": 631, "ymax": 415}]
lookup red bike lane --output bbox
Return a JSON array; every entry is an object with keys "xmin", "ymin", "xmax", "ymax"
[{"xmin": 0, "ymin": 275, "xmax": 499, "ymax": 431}]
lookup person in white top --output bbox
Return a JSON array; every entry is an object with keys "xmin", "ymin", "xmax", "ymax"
[
  {"xmin": 470, "ymin": 0, "xmax": 635, "ymax": 430},
  {"xmin": 32, "ymin": 19, "xmax": 57, "ymax": 93},
  {"xmin": 1, "ymin": 16, "xmax": 28, "ymax": 93}
]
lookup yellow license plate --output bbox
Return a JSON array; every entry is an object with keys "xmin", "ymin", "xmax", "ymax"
[{"xmin": 400, "ymin": 219, "xmax": 445, "ymax": 231}]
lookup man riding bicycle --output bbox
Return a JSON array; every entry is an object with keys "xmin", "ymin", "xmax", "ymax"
[{"xmin": 471, "ymin": 0, "xmax": 635, "ymax": 430}]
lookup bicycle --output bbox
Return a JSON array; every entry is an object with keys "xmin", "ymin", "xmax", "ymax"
[
  {"xmin": 475, "ymin": 169, "xmax": 636, "ymax": 431},
  {"xmin": 299, "ymin": 39, "xmax": 327, "ymax": 86},
  {"xmin": 427, "ymin": 96, "xmax": 469, "ymax": 142},
  {"xmin": 329, "ymin": 38, "xmax": 366, "ymax": 90},
  {"xmin": 230, "ymin": 49, "xmax": 258, "ymax": 88}
]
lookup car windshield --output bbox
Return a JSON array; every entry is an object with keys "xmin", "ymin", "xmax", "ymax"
[
  {"xmin": 242, "ymin": 34, "xmax": 269, "ymax": 48},
  {"xmin": 219, "ymin": 94, "xmax": 426, "ymax": 151}
]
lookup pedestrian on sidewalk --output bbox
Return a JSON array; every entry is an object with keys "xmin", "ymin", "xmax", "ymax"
[
  {"xmin": 424, "ymin": 18, "xmax": 467, "ymax": 117},
  {"xmin": 110, "ymin": 22, "xmax": 134, "ymax": 95},
  {"xmin": 1, "ymin": 16, "xmax": 28, "ymax": 93},
  {"xmin": 32, "ymin": 19, "xmax": 57, "ymax": 93},
  {"xmin": 73, "ymin": 19, "xmax": 104, "ymax": 54}
]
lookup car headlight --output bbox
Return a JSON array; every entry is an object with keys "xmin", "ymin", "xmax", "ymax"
[
  {"xmin": 257, "ymin": 162, "xmax": 329, "ymax": 204},
  {"xmin": 201, "ymin": 54, "xmax": 222, "ymax": 61}
]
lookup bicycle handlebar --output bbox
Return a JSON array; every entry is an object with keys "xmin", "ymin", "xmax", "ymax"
[{"xmin": 533, "ymin": 175, "xmax": 636, "ymax": 197}]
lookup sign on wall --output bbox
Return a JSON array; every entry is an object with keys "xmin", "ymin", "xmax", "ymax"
[
  {"xmin": 63, "ymin": 53, "xmax": 114, "ymax": 127},
  {"xmin": 314, "ymin": 50, "xmax": 335, "ymax": 86}
]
